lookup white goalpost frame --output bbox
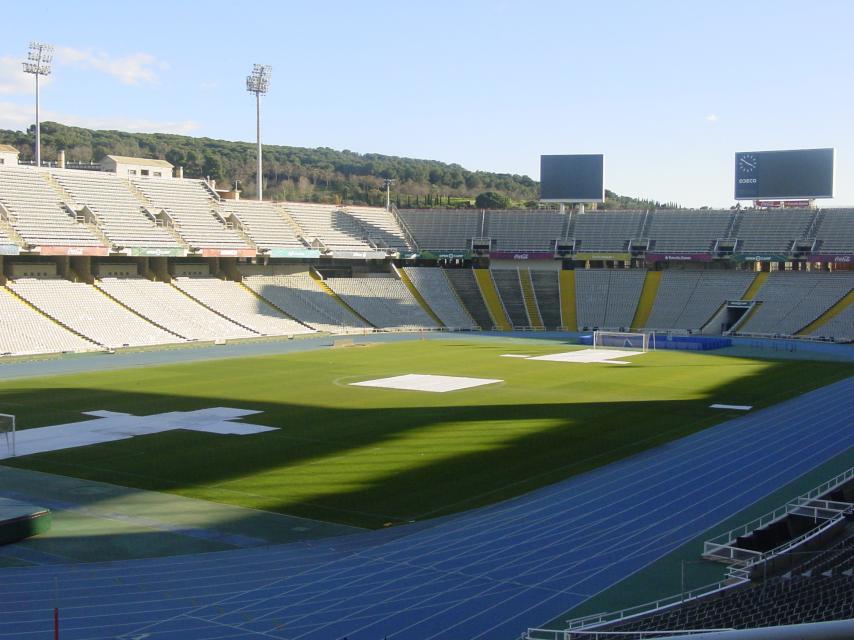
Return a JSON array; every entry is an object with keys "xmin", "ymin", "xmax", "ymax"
[
  {"xmin": 592, "ymin": 330, "xmax": 655, "ymax": 352},
  {"xmin": 0, "ymin": 413, "xmax": 14, "ymax": 457}
]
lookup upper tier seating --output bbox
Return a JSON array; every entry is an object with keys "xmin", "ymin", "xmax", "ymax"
[
  {"xmin": 647, "ymin": 210, "xmax": 732, "ymax": 252},
  {"xmin": 221, "ymin": 201, "xmax": 304, "ymax": 251},
  {"xmin": 813, "ymin": 209, "xmax": 854, "ymax": 253},
  {"xmin": 345, "ymin": 206, "xmax": 411, "ymax": 251},
  {"xmin": 403, "ymin": 267, "xmax": 477, "ymax": 329},
  {"xmin": 486, "ymin": 211, "xmax": 565, "ymax": 252},
  {"xmin": 444, "ymin": 269, "xmax": 493, "ymax": 329},
  {"xmin": 325, "ymin": 276, "xmax": 437, "ymax": 330},
  {"xmin": 0, "ymin": 287, "xmax": 95, "ymax": 355},
  {"xmin": 8, "ymin": 277, "xmax": 181, "ymax": 348},
  {"xmin": 530, "ymin": 270, "xmax": 562, "ymax": 329},
  {"xmin": 645, "ymin": 270, "xmax": 756, "ymax": 331},
  {"xmin": 132, "ymin": 178, "xmax": 249, "ymax": 251},
  {"xmin": 491, "ymin": 269, "xmax": 530, "ymax": 327},
  {"xmin": 96, "ymin": 277, "xmax": 254, "ymax": 341},
  {"xmin": 243, "ymin": 273, "xmax": 369, "ymax": 333},
  {"xmin": 398, "ymin": 210, "xmax": 481, "ymax": 251},
  {"xmin": 742, "ymin": 271, "xmax": 854, "ymax": 335},
  {"xmin": 573, "ymin": 211, "xmax": 645, "ymax": 252},
  {"xmin": 282, "ymin": 203, "xmax": 371, "ymax": 252},
  {"xmin": 0, "ymin": 167, "xmax": 104, "ymax": 248},
  {"xmin": 172, "ymin": 277, "xmax": 313, "ymax": 336},
  {"xmin": 50, "ymin": 170, "xmax": 181, "ymax": 250},
  {"xmin": 736, "ymin": 209, "xmax": 814, "ymax": 252},
  {"xmin": 575, "ymin": 269, "xmax": 646, "ymax": 330}
]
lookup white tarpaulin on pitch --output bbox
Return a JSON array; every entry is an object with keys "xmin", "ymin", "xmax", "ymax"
[
  {"xmin": 527, "ymin": 349, "xmax": 644, "ymax": 364},
  {"xmin": 1, "ymin": 408, "xmax": 277, "ymax": 459},
  {"xmin": 350, "ymin": 374, "xmax": 502, "ymax": 393}
]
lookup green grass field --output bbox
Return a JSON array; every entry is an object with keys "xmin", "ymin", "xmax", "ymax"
[{"xmin": 3, "ymin": 338, "xmax": 852, "ymax": 528}]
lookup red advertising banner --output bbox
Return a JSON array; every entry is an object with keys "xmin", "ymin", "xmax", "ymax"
[
  {"xmin": 488, "ymin": 251, "xmax": 555, "ymax": 260},
  {"xmin": 38, "ymin": 246, "xmax": 110, "ymax": 256},
  {"xmin": 199, "ymin": 248, "xmax": 257, "ymax": 258}
]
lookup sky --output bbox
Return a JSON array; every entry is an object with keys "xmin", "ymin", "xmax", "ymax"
[{"xmin": 0, "ymin": 0, "xmax": 852, "ymax": 207}]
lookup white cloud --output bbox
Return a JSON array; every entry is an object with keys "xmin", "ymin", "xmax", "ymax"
[
  {"xmin": 0, "ymin": 55, "xmax": 53, "ymax": 95},
  {"xmin": 56, "ymin": 47, "xmax": 165, "ymax": 85},
  {"xmin": 0, "ymin": 100, "xmax": 200, "ymax": 135},
  {"xmin": 705, "ymin": 114, "xmax": 719, "ymax": 123}
]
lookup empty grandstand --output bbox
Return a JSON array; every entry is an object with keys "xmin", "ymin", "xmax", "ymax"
[
  {"xmin": 645, "ymin": 270, "xmax": 756, "ymax": 331},
  {"xmin": 132, "ymin": 177, "xmax": 251, "ymax": 254},
  {"xmin": 444, "ymin": 268, "xmax": 495, "ymax": 329},
  {"xmin": 740, "ymin": 271, "xmax": 854, "ymax": 336},
  {"xmin": 325, "ymin": 275, "xmax": 437, "ymax": 329},
  {"xmin": 403, "ymin": 267, "xmax": 477, "ymax": 329},
  {"xmin": 50, "ymin": 169, "xmax": 183, "ymax": 253},
  {"xmin": 221, "ymin": 200, "xmax": 305, "ymax": 253},
  {"xmin": 9, "ymin": 276, "xmax": 182, "ymax": 348},
  {"xmin": 172, "ymin": 276, "xmax": 313, "ymax": 336},
  {"xmin": 575, "ymin": 269, "xmax": 646, "ymax": 330},
  {"xmin": 0, "ymin": 166, "xmax": 105, "ymax": 250},
  {"xmin": 282, "ymin": 202, "xmax": 373, "ymax": 253}
]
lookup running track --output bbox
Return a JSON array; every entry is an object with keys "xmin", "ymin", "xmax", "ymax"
[{"xmin": 1, "ymin": 377, "xmax": 852, "ymax": 640}]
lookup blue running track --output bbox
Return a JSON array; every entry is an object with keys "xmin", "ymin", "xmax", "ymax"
[{"xmin": 1, "ymin": 377, "xmax": 852, "ymax": 640}]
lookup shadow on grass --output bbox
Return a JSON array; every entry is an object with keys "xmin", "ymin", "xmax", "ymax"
[{"xmin": 0, "ymin": 354, "xmax": 850, "ymax": 530}]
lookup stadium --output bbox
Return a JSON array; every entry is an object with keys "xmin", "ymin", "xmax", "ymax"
[{"xmin": 1, "ymin": 18, "xmax": 854, "ymax": 640}]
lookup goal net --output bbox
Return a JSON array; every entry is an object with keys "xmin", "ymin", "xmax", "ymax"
[
  {"xmin": 592, "ymin": 331, "xmax": 653, "ymax": 352},
  {"xmin": 0, "ymin": 413, "xmax": 15, "ymax": 457}
]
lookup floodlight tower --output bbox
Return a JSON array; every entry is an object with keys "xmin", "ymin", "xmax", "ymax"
[
  {"xmin": 246, "ymin": 64, "xmax": 272, "ymax": 201},
  {"xmin": 22, "ymin": 42, "xmax": 54, "ymax": 168},
  {"xmin": 383, "ymin": 178, "xmax": 395, "ymax": 211}
]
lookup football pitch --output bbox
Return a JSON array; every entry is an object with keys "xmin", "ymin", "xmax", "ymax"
[{"xmin": 2, "ymin": 338, "xmax": 852, "ymax": 529}]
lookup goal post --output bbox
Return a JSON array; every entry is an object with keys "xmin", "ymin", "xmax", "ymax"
[
  {"xmin": 592, "ymin": 331, "xmax": 654, "ymax": 352},
  {"xmin": 0, "ymin": 413, "xmax": 15, "ymax": 458}
]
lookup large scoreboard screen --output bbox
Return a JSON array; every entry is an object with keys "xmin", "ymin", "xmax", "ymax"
[
  {"xmin": 734, "ymin": 148, "xmax": 834, "ymax": 200},
  {"xmin": 540, "ymin": 154, "xmax": 604, "ymax": 202}
]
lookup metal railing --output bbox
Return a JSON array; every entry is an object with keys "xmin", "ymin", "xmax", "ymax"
[{"xmin": 703, "ymin": 467, "xmax": 854, "ymax": 560}]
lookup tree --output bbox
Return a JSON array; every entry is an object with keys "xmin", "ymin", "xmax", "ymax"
[{"xmin": 475, "ymin": 191, "xmax": 511, "ymax": 209}]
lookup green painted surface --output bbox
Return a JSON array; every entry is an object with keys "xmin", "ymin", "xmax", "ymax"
[{"xmin": 2, "ymin": 339, "xmax": 850, "ymax": 531}]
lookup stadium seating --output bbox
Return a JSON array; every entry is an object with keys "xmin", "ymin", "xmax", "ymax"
[
  {"xmin": 325, "ymin": 276, "xmax": 437, "ymax": 330},
  {"xmin": 281, "ymin": 203, "xmax": 372, "ymax": 252},
  {"xmin": 813, "ymin": 209, "xmax": 854, "ymax": 253},
  {"xmin": 573, "ymin": 211, "xmax": 645, "ymax": 252},
  {"xmin": 403, "ymin": 267, "xmax": 477, "ymax": 329},
  {"xmin": 50, "ymin": 169, "xmax": 182, "ymax": 250},
  {"xmin": 530, "ymin": 270, "xmax": 562, "ymax": 329},
  {"xmin": 397, "ymin": 209, "xmax": 481, "ymax": 251},
  {"xmin": 0, "ymin": 166, "xmax": 104, "ymax": 248},
  {"xmin": 131, "ymin": 177, "xmax": 249, "ymax": 251},
  {"xmin": 172, "ymin": 277, "xmax": 313, "ymax": 336},
  {"xmin": 345, "ymin": 206, "xmax": 412, "ymax": 251},
  {"xmin": 647, "ymin": 210, "xmax": 733, "ymax": 252},
  {"xmin": 221, "ymin": 201, "xmax": 304, "ymax": 251},
  {"xmin": 8, "ymin": 277, "xmax": 182, "ymax": 348},
  {"xmin": 736, "ymin": 209, "xmax": 814, "ymax": 252},
  {"xmin": 741, "ymin": 271, "xmax": 854, "ymax": 336},
  {"xmin": 444, "ymin": 269, "xmax": 493, "ymax": 329},
  {"xmin": 491, "ymin": 269, "xmax": 530, "ymax": 327},
  {"xmin": 96, "ymin": 277, "xmax": 255, "ymax": 341},
  {"xmin": 243, "ymin": 272, "xmax": 369, "ymax": 333},
  {"xmin": 575, "ymin": 269, "xmax": 646, "ymax": 330},
  {"xmin": 486, "ymin": 210, "xmax": 565, "ymax": 251},
  {"xmin": 645, "ymin": 270, "xmax": 755, "ymax": 331},
  {"xmin": 810, "ymin": 301, "xmax": 854, "ymax": 341},
  {"xmin": 0, "ymin": 287, "xmax": 96, "ymax": 355}
]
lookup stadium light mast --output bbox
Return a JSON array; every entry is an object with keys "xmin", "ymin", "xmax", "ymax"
[
  {"xmin": 383, "ymin": 178, "xmax": 395, "ymax": 212},
  {"xmin": 22, "ymin": 42, "xmax": 53, "ymax": 168},
  {"xmin": 246, "ymin": 63, "xmax": 272, "ymax": 201}
]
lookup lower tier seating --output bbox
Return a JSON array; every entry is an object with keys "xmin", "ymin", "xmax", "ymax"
[
  {"xmin": 325, "ymin": 276, "xmax": 437, "ymax": 330},
  {"xmin": 8, "ymin": 277, "xmax": 182, "ymax": 348},
  {"xmin": 444, "ymin": 269, "xmax": 493, "ymax": 329},
  {"xmin": 172, "ymin": 277, "xmax": 314, "ymax": 336},
  {"xmin": 403, "ymin": 267, "xmax": 477, "ymax": 329}
]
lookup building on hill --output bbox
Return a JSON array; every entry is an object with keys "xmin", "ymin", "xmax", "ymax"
[
  {"xmin": 100, "ymin": 155, "xmax": 173, "ymax": 178},
  {"xmin": 0, "ymin": 144, "xmax": 19, "ymax": 166}
]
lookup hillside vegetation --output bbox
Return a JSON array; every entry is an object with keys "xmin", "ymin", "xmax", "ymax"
[{"xmin": 0, "ymin": 122, "xmax": 675, "ymax": 209}]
